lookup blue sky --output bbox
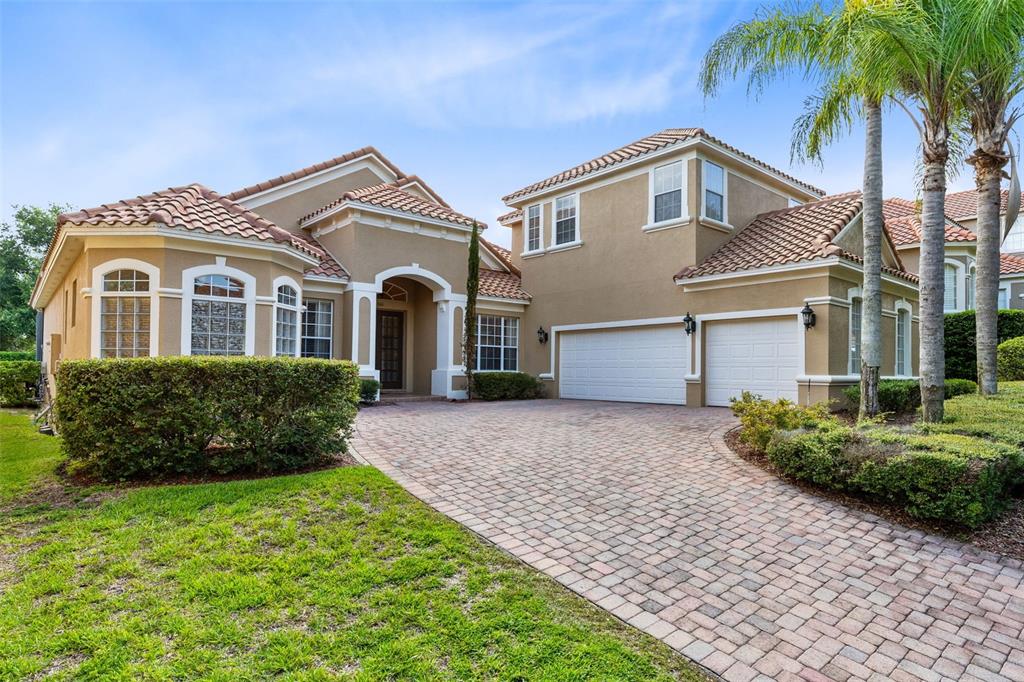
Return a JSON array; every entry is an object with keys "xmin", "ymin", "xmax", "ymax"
[{"xmin": 1, "ymin": 0, "xmax": 976, "ymax": 248}]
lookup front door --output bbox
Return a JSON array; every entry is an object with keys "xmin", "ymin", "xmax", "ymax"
[{"xmin": 376, "ymin": 310, "xmax": 404, "ymax": 389}]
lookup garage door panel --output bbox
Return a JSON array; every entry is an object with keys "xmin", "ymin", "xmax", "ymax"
[
  {"xmin": 706, "ymin": 317, "xmax": 800, "ymax": 406},
  {"xmin": 559, "ymin": 325, "xmax": 688, "ymax": 405}
]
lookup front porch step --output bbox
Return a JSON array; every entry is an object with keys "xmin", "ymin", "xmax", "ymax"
[{"xmin": 381, "ymin": 393, "xmax": 448, "ymax": 404}]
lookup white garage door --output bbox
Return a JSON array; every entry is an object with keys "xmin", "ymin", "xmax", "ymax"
[
  {"xmin": 559, "ymin": 325, "xmax": 688, "ymax": 404},
  {"xmin": 705, "ymin": 317, "xmax": 800, "ymax": 406}
]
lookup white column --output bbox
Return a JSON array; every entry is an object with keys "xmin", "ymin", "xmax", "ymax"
[
  {"xmin": 347, "ymin": 282, "xmax": 379, "ymax": 379},
  {"xmin": 431, "ymin": 294, "xmax": 468, "ymax": 399}
]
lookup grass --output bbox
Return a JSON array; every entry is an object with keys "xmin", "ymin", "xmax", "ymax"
[
  {"xmin": 0, "ymin": 412, "xmax": 703, "ymax": 681},
  {"xmin": 915, "ymin": 381, "xmax": 1024, "ymax": 446},
  {"xmin": 0, "ymin": 410, "xmax": 63, "ymax": 503}
]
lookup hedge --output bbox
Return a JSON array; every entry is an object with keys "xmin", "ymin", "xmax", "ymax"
[
  {"xmin": 0, "ymin": 360, "xmax": 40, "ymax": 407},
  {"xmin": 360, "ymin": 378, "xmax": 380, "ymax": 404},
  {"xmin": 54, "ymin": 357, "xmax": 360, "ymax": 481},
  {"xmin": 0, "ymin": 351, "xmax": 35, "ymax": 362},
  {"xmin": 472, "ymin": 372, "xmax": 544, "ymax": 400},
  {"xmin": 945, "ymin": 310, "xmax": 1024, "ymax": 381},
  {"xmin": 997, "ymin": 337, "xmax": 1024, "ymax": 381},
  {"xmin": 842, "ymin": 378, "xmax": 977, "ymax": 414}
]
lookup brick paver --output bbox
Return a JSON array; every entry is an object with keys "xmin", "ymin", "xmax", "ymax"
[{"xmin": 351, "ymin": 400, "xmax": 1024, "ymax": 682}]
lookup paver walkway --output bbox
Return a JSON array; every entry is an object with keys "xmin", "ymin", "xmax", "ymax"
[{"xmin": 351, "ymin": 400, "xmax": 1024, "ymax": 682}]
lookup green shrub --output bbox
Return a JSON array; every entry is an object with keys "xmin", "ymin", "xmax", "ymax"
[
  {"xmin": 472, "ymin": 372, "xmax": 543, "ymax": 400},
  {"xmin": 360, "ymin": 378, "xmax": 380, "ymax": 404},
  {"xmin": 997, "ymin": 337, "xmax": 1024, "ymax": 381},
  {"xmin": 729, "ymin": 392, "xmax": 834, "ymax": 452},
  {"xmin": 54, "ymin": 357, "xmax": 360, "ymax": 481},
  {"xmin": 843, "ymin": 378, "xmax": 978, "ymax": 414},
  {"xmin": 945, "ymin": 310, "xmax": 1024, "ymax": 380},
  {"xmin": 0, "ymin": 360, "xmax": 40, "ymax": 407},
  {"xmin": 0, "ymin": 351, "xmax": 35, "ymax": 362},
  {"xmin": 767, "ymin": 426, "xmax": 854, "ymax": 487}
]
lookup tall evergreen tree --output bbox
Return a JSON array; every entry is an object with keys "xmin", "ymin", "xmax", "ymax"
[{"xmin": 464, "ymin": 222, "xmax": 480, "ymax": 399}]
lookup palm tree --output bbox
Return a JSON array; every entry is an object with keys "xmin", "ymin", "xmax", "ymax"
[
  {"xmin": 700, "ymin": 3, "xmax": 890, "ymax": 417},
  {"xmin": 961, "ymin": 0, "xmax": 1024, "ymax": 395}
]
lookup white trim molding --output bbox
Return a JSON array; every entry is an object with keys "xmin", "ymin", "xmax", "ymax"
[
  {"xmin": 686, "ymin": 308, "xmax": 806, "ymax": 383},
  {"xmin": 894, "ymin": 299, "xmax": 914, "ymax": 377},
  {"xmin": 90, "ymin": 258, "xmax": 161, "ymax": 358},
  {"xmin": 180, "ymin": 262, "xmax": 257, "ymax": 356}
]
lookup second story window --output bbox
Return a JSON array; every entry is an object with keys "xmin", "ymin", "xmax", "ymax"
[
  {"xmin": 653, "ymin": 161, "xmax": 683, "ymax": 223},
  {"xmin": 555, "ymin": 195, "xmax": 577, "ymax": 245},
  {"xmin": 527, "ymin": 204, "xmax": 541, "ymax": 252},
  {"xmin": 704, "ymin": 160, "xmax": 725, "ymax": 222}
]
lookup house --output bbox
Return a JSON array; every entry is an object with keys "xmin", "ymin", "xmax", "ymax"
[
  {"xmin": 30, "ymin": 148, "xmax": 527, "ymax": 400},
  {"xmin": 32, "ymin": 128, "xmax": 921, "ymax": 407}
]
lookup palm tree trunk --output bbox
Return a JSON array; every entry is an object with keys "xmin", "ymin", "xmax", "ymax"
[
  {"xmin": 973, "ymin": 148, "xmax": 1006, "ymax": 395},
  {"xmin": 919, "ymin": 149, "xmax": 948, "ymax": 422},
  {"xmin": 860, "ymin": 98, "xmax": 883, "ymax": 418}
]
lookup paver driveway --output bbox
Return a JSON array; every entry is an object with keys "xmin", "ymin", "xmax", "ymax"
[{"xmin": 351, "ymin": 400, "xmax": 1024, "ymax": 682}]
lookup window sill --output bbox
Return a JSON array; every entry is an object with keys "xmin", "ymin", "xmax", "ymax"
[
  {"xmin": 520, "ymin": 249, "xmax": 546, "ymax": 259},
  {"xmin": 698, "ymin": 216, "xmax": 734, "ymax": 231},
  {"xmin": 547, "ymin": 240, "xmax": 583, "ymax": 254},
  {"xmin": 642, "ymin": 217, "xmax": 690, "ymax": 233}
]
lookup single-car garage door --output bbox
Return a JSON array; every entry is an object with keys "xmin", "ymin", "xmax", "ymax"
[
  {"xmin": 705, "ymin": 317, "xmax": 799, "ymax": 406},
  {"xmin": 559, "ymin": 325, "xmax": 688, "ymax": 404}
]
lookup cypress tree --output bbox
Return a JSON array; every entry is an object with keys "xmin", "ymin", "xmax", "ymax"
[{"xmin": 464, "ymin": 222, "xmax": 480, "ymax": 398}]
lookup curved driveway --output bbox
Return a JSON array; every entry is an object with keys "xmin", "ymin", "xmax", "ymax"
[{"xmin": 351, "ymin": 400, "xmax": 1024, "ymax": 682}]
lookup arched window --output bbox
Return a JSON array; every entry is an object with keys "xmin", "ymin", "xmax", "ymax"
[
  {"xmin": 191, "ymin": 274, "xmax": 247, "ymax": 356},
  {"xmin": 274, "ymin": 283, "xmax": 299, "ymax": 356},
  {"xmin": 99, "ymin": 269, "xmax": 152, "ymax": 358}
]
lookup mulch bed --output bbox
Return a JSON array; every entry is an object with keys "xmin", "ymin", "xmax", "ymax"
[{"xmin": 724, "ymin": 429, "xmax": 1024, "ymax": 562}]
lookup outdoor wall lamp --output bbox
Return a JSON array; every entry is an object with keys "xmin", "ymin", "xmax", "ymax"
[
  {"xmin": 683, "ymin": 312, "xmax": 696, "ymax": 336},
  {"xmin": 537, "ymin": 326, "xmax": 549, "ymax": 344},
  {"xmin": 801, "ymin": 303, "xmax": 817, "ymax": 330}
]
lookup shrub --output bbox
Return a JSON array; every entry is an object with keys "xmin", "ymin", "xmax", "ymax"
[
  {"xmin": 360, "ymin": 378, "xmax": 380, "ymax": 404},
  {"xmin": 54, "ymin": 357, "xmax": 360, "ymax": 481},
  {"xmin": 997, "ymin": 337, "xmax": 1024, "ymax": 381},
  {"xmin": 0, "ymin": 351, "xmax": 35, "ymax": 362},
  {"xmin": 729, "ymin": 392, "xmax": 834, "ymax": 452},
  {"xmin": 945, "ymin": 310, "xmax": 1024, "ymax": 380},
  {"xmin": 842, "ymin": 378, "xmax": 978, "ymax": 414},
  {"xmin": 0, "ymin": 360, "xmax": 40, "ymax": 407},
  {"xmin": 472, "ymin": 372, "xmax": 543, "ymax": 400},
  {"xmin": 767, "ymin": 426, "xmax": 854, "ymax": 487}
]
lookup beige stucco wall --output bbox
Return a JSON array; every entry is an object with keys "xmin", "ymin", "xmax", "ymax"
[{"xmin": 244, "ymin": 167, "xmax": 386, "ymax": 231}]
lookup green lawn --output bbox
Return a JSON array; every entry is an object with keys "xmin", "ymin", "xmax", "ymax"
[{"xmin": 0, "ymin": 412, "xmax": 703, "ymax": 681}]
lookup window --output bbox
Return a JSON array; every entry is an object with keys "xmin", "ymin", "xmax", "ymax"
[
  {"xmin": 191, "ymin": 274, "xmax": 246, "ymax": 356},
  {"xmin": 999, "ymin": 287, "xmax": 1009, "ymax": 309},
  {"xmin": 100, "ymin": 269, "xmax": 151, "ymax": 358},
  {"xmin": 1004, "ymin": 216, "xmax": 1024, "ymax": 253},
  {"xmin": 275, "ymin": 285, "xmax": 299, "ymax": 356},
  {"xmin": 849, "ymin": 296, "xmax": 862, "ymax": 374},
  {"xmin": 526, "ymin": 204, "xmax": 542, "ymax": 252},
  {"xmin": 966, "ymin": 265, "xmax": 976, "ymax": 310},
  {"xmin": 302, "ymin": 298, "xmax": 333, "ymax": 358},
  {"xmin": 896, "ymin": 308, "xmax": 911, "ymax": 376},
  {"xmin": 554, "ymin": 195, "xmax": 577, "ymax": 245},
  {"xmin": 477, "ymin": 315, "xmax": 518, "ymax": 371},
  {"xmin": 944, "ymin": 263, "xmax": 959, "ymax": 312},
  {"xmin": 652, "ymin": 161, "xmax": 683, "ymax": 223},
  {"xmin": 71, "ymin": 279, "xmax": 77, "ymax": 327},
  {"xmin": 704, "ymin": 161, "xmax": 725, "ymax": 222}
]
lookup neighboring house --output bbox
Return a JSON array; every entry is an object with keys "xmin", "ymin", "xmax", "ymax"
[
  {"xmin": 31, "ymin": 148, "xmax": 528, "ymax": 400},
  {"xmin": 497, "ymin": 129, "xmax": 919, "ymax": 406}
]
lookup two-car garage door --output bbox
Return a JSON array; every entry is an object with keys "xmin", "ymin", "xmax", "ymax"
[{"xmin": 705, "ymin": 317, "xmax": 800, "ymax": 406}]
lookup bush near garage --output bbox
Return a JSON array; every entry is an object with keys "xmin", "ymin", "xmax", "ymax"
[
  {"xmin": 842, "ymin": 378, "xmax": 977, "ymax": 414},
  {"xmin": 54, "ymin": 356, "xmax": 360, "ymax": 481},
  {"xmin": 0, "ymin": 360, "xmax": 40, "ymax": 407},
  {"xmin": 729, "ymin": 391, "xmax": 835, "ymax": 452},
  {"xmin": 944, "ymin": 310, "xmax": 1024, "ymax": 381},
  {"xmin": 997, "ymin": 337, "xmax": 1024, "ymax": 381},
  {"xmin": 472, "ymin": 372, "xmax": 544, "ymax": 400}
]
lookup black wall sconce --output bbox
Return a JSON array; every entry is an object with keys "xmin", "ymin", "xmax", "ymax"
[
  {"xmin": 537, "ymin": 326, "xmax": 549, "ymax": 344},
  {"xmin": 683, "ymin": 312, "xmax": 696, "ymax": 336},
  {"xmin": 801, "ymin": 303, "xmax": 816, "ymax": 330}
]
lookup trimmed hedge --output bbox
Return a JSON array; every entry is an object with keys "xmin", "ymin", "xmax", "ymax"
[
  {"xmin": 0, "ymin": 351, "xmax": 35, "ymax": 362},
  {"xmin": 842, "ymin": 378, "xmax": 977, "ymax": 414},
  {"xmin": 472, "ymin": 372, "xmax": 543, "ymax": 400},
  {"xmin": 0, "ymin": 360, "xmax": 40, "ymax": 407},
  {"xmin": 54, "ymin": 357, "xmax": 360, "ymax": 481},
  {"xmin": 997, "ymin": 337, "xmax": 1024, "ymax": 381},
  {"xmin": 945, "ymin": 310, "xmax": 1024, "ymax": 380},
  {"xmin": 360, "ymin": 378, "xmax": 380, "ymax": 404},
  {"xmin": 730, "ymin": 391, "xmax": 834, "ymax": 452}
]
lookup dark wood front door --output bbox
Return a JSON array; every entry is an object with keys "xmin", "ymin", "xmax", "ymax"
[{"xmin": 376, "ymin": 310, "xmax": 404, "ymax": 389}]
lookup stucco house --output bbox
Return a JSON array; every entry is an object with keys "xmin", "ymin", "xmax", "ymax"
[{"xmin": 33, "ymin": 128, "xmax": 924, "ymax": 407}]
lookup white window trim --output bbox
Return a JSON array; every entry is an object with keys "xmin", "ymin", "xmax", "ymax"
[
  {"xmin": 180, "ymin": 261, "xmax": 256, "ymax": 356},
  {"xmin": 645, "ymin": 160, "xmax": 688, "ymax": 231},
  {"xmin": 90, "ymin": 258, "xmax": 160, "ymax": 359},
  {"xmin": 894, "ymin": 300, "xmax": 913, "ymax": 378},
  {"xmin": 966, "ymin": 264, "xmax": 976, "ymax": 310},
  {"xmin": 272, "ymin": 275, "xmax": 302, "ymax": 357},
  {"xmin": 998, "ymin": 285, "xmax": 1010, "ymax": 309},
  {"xmin": 944, "ymin": 259, "xmax": 966, "ymax": 312},
  {"xmin": 847, "ymin": 286, "xmax": 862, "ymax": 375},
  {"xmin": 551, "ymin": 192, "xmax": 581, "ymax": 248},
  {"xmin": 476, "ymin": 314, "xmax": 519, "ymax": 372},
  {"xmin": 301, "ymin": 297, "xmax": 335, "ymax": 359},
  {"xmin": 701, "ymin": 158, "xmax": 729, "ymax": 227},
  {"xmin": 524, "ymin": 204, "xmax": 544, "ymax": 255}
]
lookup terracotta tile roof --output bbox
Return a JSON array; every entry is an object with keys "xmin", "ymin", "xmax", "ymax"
[
  {"xmin": 884, "ymin": 213, "xmax": 976, "ymax": 246},
  {"xmin": 301, "ymin": 183, "xmax": 483, "ymax": 228},
  {"xmin": 479, "ymin": 269, "xmax": 530, "ymax": 301},
  {"xmin": 674, "ymin": 192, "xmax": 917, "ymax": 283},
  {"xmin": 480, "ymin": 237, "xmax": 519, "ymax": 276},
  {"xmin": 502, "ymin": 128, "xmax": 824, "ymax": 203},
  {"xmin": 498, "ymin": 208, "xmax": 522, "ymax": 225},
  {"xmin": 1002, "ymin": 253, "xmax": 1024, "ymax": 275},
  {"xmin": 394, "ymin": 175, "xmax": 451, "ymax": 209},
  {"xmin": 883, "ymin": 197, "xmax": 918, "ymax": 221},
  {"xmin": 224, "ymin": 146, "xmax": 407, "ymax": 201},
  {"xmin": 945, "ymin": 188, "xmax": 1024, "ymax": 220}
]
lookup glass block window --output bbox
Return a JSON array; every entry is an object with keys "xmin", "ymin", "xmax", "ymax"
[
  {"xmin": 849, "ymin": 297, "xmax": 862, "ymax": 374},
  {"xmin": 100, "ymin": 269, "xmax": 151, "ymax": 358},
  {"xmin": 477, "ymin": 315, "xmax": 518, "ymax": 371},
  {"xmin": 704, "ymin": 160, "xmax": 725, "ymax": 222},
  {"xmin": 554, "ymin": 195, "xmax": 577, "ymax": 245},
  {"xmin": 653, "ymin": 161, "xmax": 683, "ymax": 223},
  {"xmin": 527, "ymin": 204, "xmax": 542, "ymax": 252},
  {"xmin": 302, "ymin": 298, "xmax": 333, "ymax": 358},
  {"xmin": 190, "ymin": 275, "xmax": 247, "ymax": 356},
  {"xmin": 275, "ymin": 285, "xmax": 298, "ymax": 356}
]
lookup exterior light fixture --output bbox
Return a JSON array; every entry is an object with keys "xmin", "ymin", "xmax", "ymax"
[
  {"xmin": 537, "ymin": 326, "xmax": 549, "ymax": 344},
  {"xmin": 683, "ymin": 312, "xmax": 696, "ymax": 336},
  {"xmin": 801, "ymin": 303, "xmax": 816, "ymax": 330}
]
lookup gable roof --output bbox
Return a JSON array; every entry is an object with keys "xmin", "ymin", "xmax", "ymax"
[
  {"xmin": 502, "ymin": 128, "xmax": 824, "ymax": 204},
  {"xmin": 479, "ymin": 269, "xmax": 530, "ymax": 301},
  {"xmin": 1002, "ymin": 253, "xmax": 1024, "ymax": 275},
  {"xmin": 945, "ymin": 188, "xmax": 1024, "ymax": 220},
  {"xmin": 674, "ymin": 192, "xmax": 916, "ymax": 283},
  {"xmin": 498, "ymin": 208, "xmax": 523, "ymax": 226},
  {"xmin": 300, "ymin": 183, "xmax": 482, "ymax": 228},
  {"xmin": 884, "ymin": 213, "xmax": 976, "ymax": 246},
  {"xmin": 479, "ymin": 237, "xmax": 519, "ymax": 276}
]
